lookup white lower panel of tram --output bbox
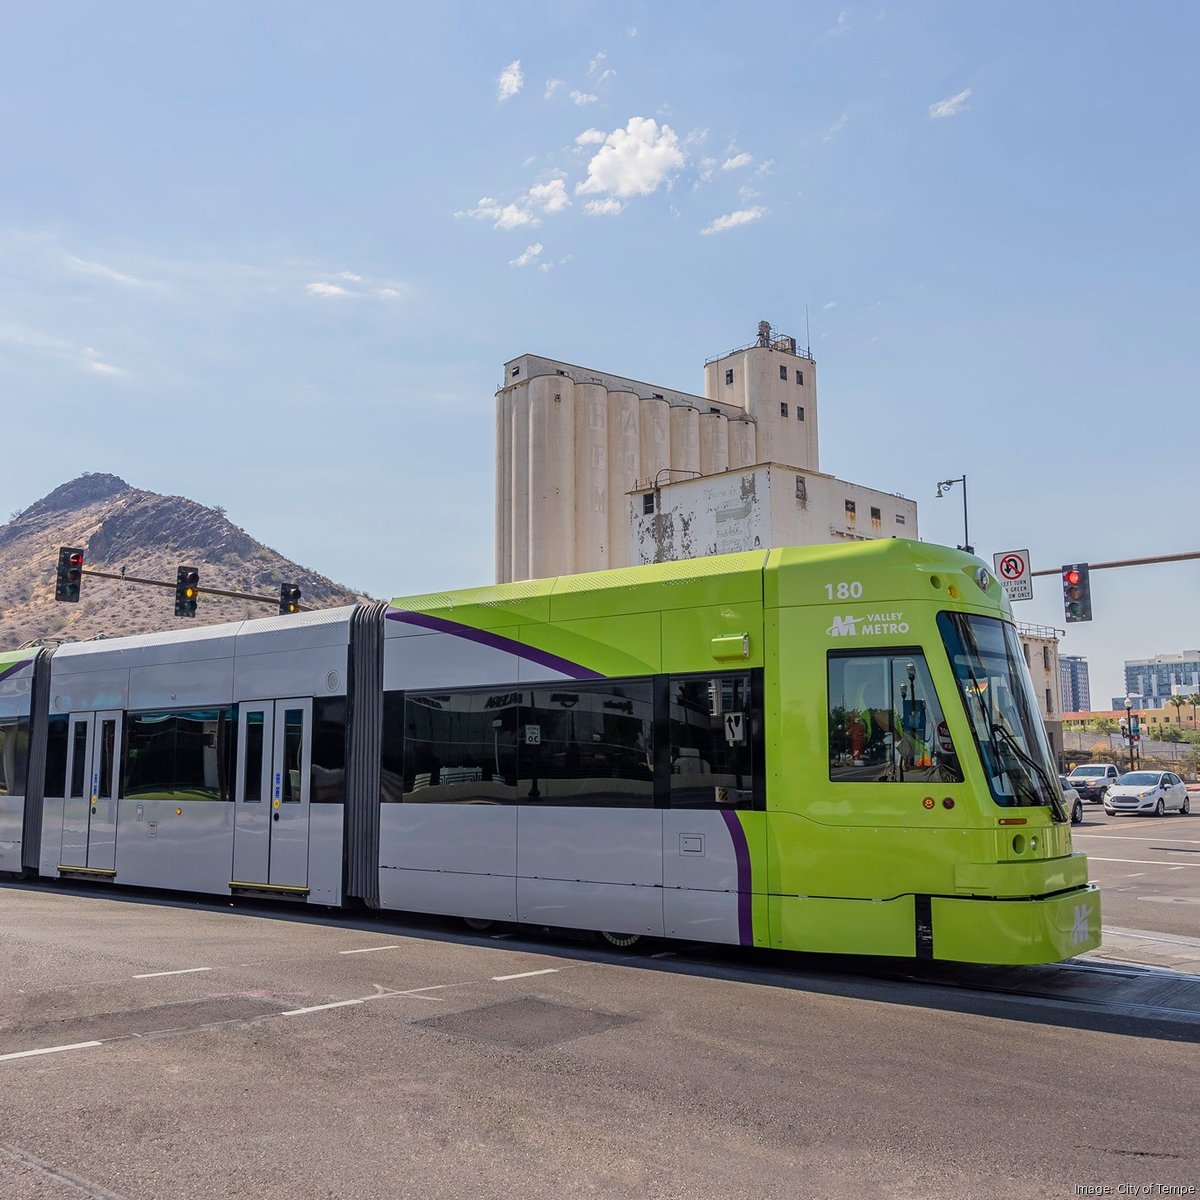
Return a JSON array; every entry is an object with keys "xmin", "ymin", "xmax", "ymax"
[{"xmin": 378, "ymin": 805, "xmax": 745, "ymax": 944}]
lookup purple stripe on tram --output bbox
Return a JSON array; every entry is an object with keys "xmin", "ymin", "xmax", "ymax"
[
  {"xmin": 720, "ymin": 809, "xmax": 754, "ymax": 947},
  {"xmin": 0, "ymin": 660, "xmax": 32, "ymax": 685},
  {"xmin": 385, "ymin": 609, "xmax": 605, "ymax": 681}
]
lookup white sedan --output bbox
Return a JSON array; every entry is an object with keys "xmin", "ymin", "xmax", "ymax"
[{"xmin": 1103, "ymin": 771, "xmax": 1191, "ymax": 817}]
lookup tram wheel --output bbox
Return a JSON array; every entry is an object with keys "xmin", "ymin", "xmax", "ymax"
[
  {"xmin": 463, "ymin": 917, "xmax": 495, "ymax": 932},
  {"xmin": 597, "ymin": 930, "xmax": 642, "ymax": 949}
]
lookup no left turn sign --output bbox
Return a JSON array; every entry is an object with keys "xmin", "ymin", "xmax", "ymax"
[{"xmin": 992, "ymin": 549, "xmax": 1033, "ymax": 601}]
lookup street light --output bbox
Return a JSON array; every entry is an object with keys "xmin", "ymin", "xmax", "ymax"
[
  {"xmin": 1123, "ymin": 697, "xmax": 1135, "ymax": 773},
  {"xmin": 935, "ymin": 475, "xmax": 973, "ymax": 554}
]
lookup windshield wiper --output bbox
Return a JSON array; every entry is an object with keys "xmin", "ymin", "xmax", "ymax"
[{"xmin": 990, "ymin": 721, "xmax": 1067, "ymax": 822}]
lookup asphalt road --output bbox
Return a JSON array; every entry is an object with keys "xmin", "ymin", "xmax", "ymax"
[
  {"xmin": 1, "ymin": 878, "xmax": 1198, "ymax": 1200},
  {"xmin": 1072, "ymin": 803, "xmax": 1200, "ymax": 939}
]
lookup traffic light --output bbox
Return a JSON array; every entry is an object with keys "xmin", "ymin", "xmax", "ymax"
[
  {"xmin": 55, "ymin": 547, "xmax": 85, "ymax": 602},
  {"xmin": 1061, "ymin": 563, "xmax": 1092, "ymax": 623},
  {"xmin": 279, "ymin": 583, "xmax": 301, "ymax": 615},
  {"xmin": 174, "ymin": 566, "xmax": 199, "ymax": 618}
]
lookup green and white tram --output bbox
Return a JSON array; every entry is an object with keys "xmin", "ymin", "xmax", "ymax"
[{"xmin": 0, "ymin": 540, "xmax": 1100, "ymax": 964}]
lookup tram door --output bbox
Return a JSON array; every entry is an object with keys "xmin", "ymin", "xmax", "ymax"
[
  {"xmin": 60, "ymin": 711, "xmax": 123, "ymax": 871},
  {"xmin": 232, "ymin": 699, "xmax": 312, "ymax": 888}
]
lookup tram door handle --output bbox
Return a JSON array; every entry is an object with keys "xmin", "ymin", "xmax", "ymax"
[{"xmin": 273, "ymin": 812, "xmax": 279, "ymax": 821}]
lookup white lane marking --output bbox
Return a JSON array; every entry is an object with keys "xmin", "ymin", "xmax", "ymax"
[
  {"xmin": 1088, "ymin": 856, "xmax": 1200, "ymax": 868},
  {"xmin": 338, "ymin": 946, "xmax": 398, "ymax": 955},
  {"xmin": 0, "ymin": 1040, "xmax": 102, "ymax": 1063},
  {"xmin": 1076, "ymin": 833, "xmax": 1200, "ymax": 844},
  {"xmin": 280, "ymin": 998, "xmax": 365, "ymax": 1017},
  {"xmin": 132, "ymin": 967, "xmax": 213, "ymax": 979},
  {"xmin": 1125, "ymin": 872, "xmax": 1145, "ymax": 878},
  {"xmin": 491, "ymin": 969, "xmax": 559, "ymax": 982}
]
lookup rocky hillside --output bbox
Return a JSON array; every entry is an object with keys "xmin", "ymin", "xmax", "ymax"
[{"xmin": 0, "ymin": 474, "xmax": 367, "ymax": 648}]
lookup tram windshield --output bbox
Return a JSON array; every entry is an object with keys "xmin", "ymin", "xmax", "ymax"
[{"xmin": 937, "ymin": 612, "xmax": 1064, "ymax": 816}]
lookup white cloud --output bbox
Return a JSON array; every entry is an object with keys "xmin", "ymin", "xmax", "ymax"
[
  {"xmin": 583, "ymin": 198, "xmax": 624, "ymax": 216},
  {"xmin": 753, "ymin": 158, "xmax": 775, "ymax": 177},
  {"xmin": 722, "ymin": 152, "xmax": 753, "ymax": 170},
  {"xmin": 528, "ymin": 178, "xmax": 570, "ymax": 213},
  {"xmin": 585, "ymin": 50, "xmax": 614, "ymax": 87},
  {"xmin": 306, "ymin": 282, "xmax": 349, "ymax": 297},
  {"xmin": 823, "ymin": 300, "xmax": 838, "ymax": 309},
  {"xmin": 544, "ymin": 78, "xmax": 564, "ymax": 100},
  {"xmin": 65, "ymin": 254, "xmax": 156, "ymax": 289},
  {"xmin": 694, "ymin": 157, "xmax": 717, "ymax": 189},
  {"xmin": 337, "ymin": 271, "xmax": 363, "ymax": 282},
  {"xmin": 497, "ymin": 60, "xmax": 524, "ymax": 102},
  {"xmin": 457, "ymin": 196, "xmax": 540, "ymax": 230},
  {"xmin": 929, "ymin": 87, "xmax": 972, "ymax": 119},
  {"xmin": 85, "ymin": 359, "xmax": 124, "ymax": 376},
  {"xmin": 570, "ymin": 91, "xmax": 599, "ymax": 105},
  {"xmin": 823, "ymin": 112, "xmax": 850, "ymax": 142},
  {"xmin": 825, "ymin": 10, "xmax": 851, "ymax": 36},
  {"xmin": 576, "ymin": 117, "xmax": 685, "ymax": 198},
  {"xmin": 509, "ymin": 242, "xmax": 544, "ymax": 267},
  {"xmin": 699, "ymin": 206, "xmax": 766, "ymax": 235},
  {"xmin": 576, "ymin": 128, "xmax": 607, "ymax": 145},
  {"xmin": 626, "ymin": 26, "xmax": 637, "ymax": 37},
  {"xmin": 738, "ymin": 185, "xmax": 760, "ymax": 200},
  {"xmin": 377, "ymin": 287, "xmax": 402, "ymax": 300}
]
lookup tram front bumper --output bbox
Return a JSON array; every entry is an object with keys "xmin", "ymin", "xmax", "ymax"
[{"xmin": 931, "ymin": 883, "xmax": 1102, "ymax": 964}]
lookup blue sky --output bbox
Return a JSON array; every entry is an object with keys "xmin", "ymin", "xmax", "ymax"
[{"xmin": 2, "ymin": 1, "xmax": 1197, "ymax": 704}]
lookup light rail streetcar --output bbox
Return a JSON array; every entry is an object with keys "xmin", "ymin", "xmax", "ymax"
[{"xmin": 0, "ymin": 540, "xmax": 1100, "ymax": 964}]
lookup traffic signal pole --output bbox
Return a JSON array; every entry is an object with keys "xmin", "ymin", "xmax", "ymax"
[{"xmin": 77, "ymin": 567, "xmax": 309, "ymax": 612}]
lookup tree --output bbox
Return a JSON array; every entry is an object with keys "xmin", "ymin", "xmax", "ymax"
[
  {"xmin": 1168, "ymin": 695, "xmax": 1186, "ymax": 727},
  {"xmin": 1091, "ymin": 717, "xmax": 1118, "ymax": 734},
  {"xmin": 1189, "ymin": 693, "xmax": 1200, "ymax": 727},
  {"xmin": 1159, "ymin": 725, "xmax": 1184, "ymax": 743}
]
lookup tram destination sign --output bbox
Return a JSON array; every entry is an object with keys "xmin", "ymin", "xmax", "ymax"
[{"xmin": 993, "ymin": 549, "xmax": 1033, "ymax": 602}]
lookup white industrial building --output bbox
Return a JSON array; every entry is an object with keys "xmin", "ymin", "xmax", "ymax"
[{"xmin": 494, "ymin": 322, "xmax": 918, "ymax": 583}]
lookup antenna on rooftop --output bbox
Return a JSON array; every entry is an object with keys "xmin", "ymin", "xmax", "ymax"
[{"xmin": 805, "ymin": 305, "xmax": 811, "ymax": 358}]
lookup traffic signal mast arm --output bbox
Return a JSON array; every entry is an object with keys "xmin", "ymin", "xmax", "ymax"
[
  {"xmin": 1031, "ymin": 549, "xmax": 1200, "ymax": 576},
  {"xmin": 77, "ymin": 566, "xmax": 309, "ymax": 611}
]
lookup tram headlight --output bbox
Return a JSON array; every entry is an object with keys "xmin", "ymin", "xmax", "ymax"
[{"xmin": 973, "ymin": 567, "xmax": 991, "ymax": 592}]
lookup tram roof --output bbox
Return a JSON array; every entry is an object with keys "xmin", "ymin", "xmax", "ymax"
[{"xmin": 389, "ymin": 540, "xmax": 1007, "ymax": 629}]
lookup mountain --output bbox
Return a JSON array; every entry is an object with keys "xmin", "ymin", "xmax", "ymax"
[{"xmin": 0, "ymin": 474, "xmax": 367, "ymax": 648}]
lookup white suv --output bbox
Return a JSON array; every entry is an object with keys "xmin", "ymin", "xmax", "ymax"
[{"xmin": 1067, "ymin": 763, "xmax": 1121, "ymax": 804}]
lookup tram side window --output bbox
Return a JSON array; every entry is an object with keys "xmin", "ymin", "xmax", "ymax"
[
  {"xmin": 0, "ymin": 718, "xmax": 30, "ymax": 796},
  {"xmin": 668, "ymin": 674, "xmax": 757, "ymax": 809},
  {"xmin": 312, "ymin": 698, "xmax": 346, "ymax": 804},
  {"xmin": 70, "ymin": 723, "xmax": 88, "ymax": 798},
  {"xmin": 123, "ymin": 708, "xmax": 236, "ymax": 801},
  {"xmin": 400, "ymin": 690, "xmax": 519, "ymax": 804},
  {"xmin": 828, "ymin": 652, "xmax": 962, "ymax": 783},
  {"xmin": 44, "ymin": 715, "xmax": 69, "ymax": 797},
  {"xmin": 522, "ymin": 682, "xmax": 654, "ymax": 808},
  {"xmin": 381, "ymin": 692, "xmax": 406, "ymax": 803}
]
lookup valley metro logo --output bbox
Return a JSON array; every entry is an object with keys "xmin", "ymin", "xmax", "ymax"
[
  {"xmin": 1070, "ymin": 903, "xmax": 1093, "ymax": 945},
  {"xmin": 827, "ymin": 615, "xmax": 862, "ymax": 637}
]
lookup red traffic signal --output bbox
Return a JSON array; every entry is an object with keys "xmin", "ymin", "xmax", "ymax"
[
  {"xmin": 55, "ymin": 546, "xmax": 85, "ymax": 603},
  {"xmin": 1061, "ymin": 563, "xmax": 1092, "ymax": 623}
]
